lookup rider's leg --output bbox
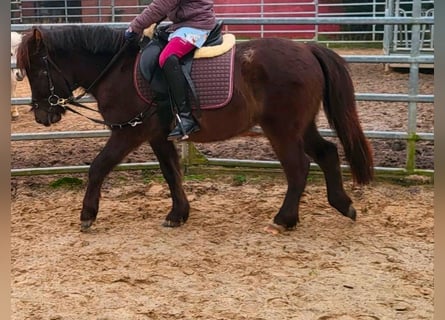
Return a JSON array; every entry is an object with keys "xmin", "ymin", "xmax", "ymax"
[{"xmin": 159, "ymin": 37, "xmax": 199, "ymax": 141}]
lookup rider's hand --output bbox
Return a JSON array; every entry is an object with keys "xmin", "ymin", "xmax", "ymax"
[{"xmin": 124, "ymin": 28, "xmax": 138, "ymax": 42}]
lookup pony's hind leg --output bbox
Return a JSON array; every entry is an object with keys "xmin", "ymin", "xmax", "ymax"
[
  {"xmin": 149, "ymin": 137, "xmax": 190, "ymax": 227},
  {"xmin": 262, "ymin": 126, "xmax": 310, "ymax": 233},
  {"xmin": 304, "ymin": 123, "xmax": 356, "ymax": 220},
  {"xmin": 80, "ymin": 129, "xmax": 146, "ymax": 231}
]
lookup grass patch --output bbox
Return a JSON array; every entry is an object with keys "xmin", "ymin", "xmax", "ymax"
[
  {"xmin": 232, "ymin": 174, "xmax": 247, "ymax": 186},
  {"xmin": 49, "ymin": 177, "xmax": 84, "ymax": 189},
  {"xmin": 184, "ymin": 174, "xmax": 206, "ymax": 181},
  {"xmin": 141, "ymin": 169, "xmax": 164, "ymax": 184}
]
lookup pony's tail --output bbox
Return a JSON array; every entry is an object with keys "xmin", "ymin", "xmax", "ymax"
[{"xmin": 308, "ymin": 44, "xmax": 374, "ymax": 185}]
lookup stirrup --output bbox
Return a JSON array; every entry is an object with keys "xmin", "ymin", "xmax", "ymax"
[
  {"xmin": 167, "ymin": 126, "xmax": 200, "ymax": 141},
  {"xmin": 167, "ymin": 114, "xmax": 199, "ymax": 141},
  {"xmin": 167, "ymin": 132, "xmax": 189, "ymax": 142}
]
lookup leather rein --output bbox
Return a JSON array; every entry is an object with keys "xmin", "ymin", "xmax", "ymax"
[{"xmin": 37, "ymin": 39, "xmax": 156, "ymax": 129}]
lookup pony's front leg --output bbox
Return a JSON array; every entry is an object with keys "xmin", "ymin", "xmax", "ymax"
[
  {"xmin": 150, "ymin": 137, "xmax": 190, "ymax": 227},
  {"xmin": 80, "ymin": 130, "xmax": 145, "ymax": 231}
]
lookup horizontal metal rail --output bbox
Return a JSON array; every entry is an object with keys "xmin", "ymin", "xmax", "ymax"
[
  {"xmin": 9, "ymin": 54, "xmax": 436, "ymax": 69},
  {"xmin": 11, "ymin": 0, "xmax": 434, "ymax": 46},
  {"xmin": 11, "ymin": 162, "xmax": 160, "ymax": 176},
  {"xmin": 10, "ymin": 92, "xmax": 435, "ymax": 106},
  {"xmin": 342, "ymin": 55, "xmax": 434, "ymax": 64},
  {"xmin": 10, "ymin": 159, "xmax": 433, "ymax": 177},
  {"xmin": 10, "ymin": 17, "xmax": 434, "ymax": 32},
  {"xmin": 10, "ymin": 129, "xmax": 434, "ymax": 142}
]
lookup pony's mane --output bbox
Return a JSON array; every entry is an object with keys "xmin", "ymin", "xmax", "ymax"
[{"xmin": 17, "ymin": 25, "xmax": 125, "ymax": 70}]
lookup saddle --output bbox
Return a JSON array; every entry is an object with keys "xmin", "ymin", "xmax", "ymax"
[{"xmin": 134, "ymin": 21, "xmax": 236, "ymax": 114}]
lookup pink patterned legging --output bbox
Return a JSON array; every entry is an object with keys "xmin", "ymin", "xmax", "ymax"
[{"xmin": 159, "ymin": 37, "xmax": 196, "ymax": 68}]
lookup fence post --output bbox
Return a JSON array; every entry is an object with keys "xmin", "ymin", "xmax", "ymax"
[
  {"xmin": 406, "ymin": 0, "xmax": 422, "ymax": 173},
  {"xmin": 181, "ymin": 142, "xmax": 209, "ymax": 174},
  {"xmin": 314, "ymin": 0, "xmax": 319, "ymax": 42}
]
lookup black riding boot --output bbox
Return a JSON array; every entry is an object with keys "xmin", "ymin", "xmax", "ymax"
[{"xmin": 162, "ymin": 55, "xmax": 199, "ymax": 141}]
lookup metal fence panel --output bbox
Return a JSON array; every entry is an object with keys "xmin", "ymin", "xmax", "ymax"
[
  {"xmin": 10, "ymin": 1, "xmax": 434, "ymax": 176},
  {"xmin": 10, "ymin": 0, "xmax": 434, "ymax": 46}
]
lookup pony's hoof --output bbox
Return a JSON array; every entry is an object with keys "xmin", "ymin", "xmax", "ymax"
[
  {"xmin": 80, "ymin": 220, "xmax": 94, "ymax": 232},
  {"xmin": 345, "ymin": 205, "xmax": 357, "ymax": 221},
  {"xmin": 162, "ymin": 220, "xmax": 183, "ymax": 228},
  {"xmin": 263, "ymin": 223, "xmax": 287, "ymax": 235}
]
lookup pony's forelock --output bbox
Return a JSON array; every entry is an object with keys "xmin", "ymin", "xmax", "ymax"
[{"xmin": 16, "ymin": 31, "xmax": 33, "ymax": 71}]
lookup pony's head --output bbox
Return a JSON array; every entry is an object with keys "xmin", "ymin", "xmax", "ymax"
[
  {"xmin": 16, "ymin": 25, "xmax": 128, "ymax": 127},
  {"xmin": 17, "ymin": 27, "xmax": 70, "ymax": 126}
]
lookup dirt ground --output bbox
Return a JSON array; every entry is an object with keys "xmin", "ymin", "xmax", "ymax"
[{"xmin": 10, "ymin": 48, "xmax": 434, "ymax": 319}]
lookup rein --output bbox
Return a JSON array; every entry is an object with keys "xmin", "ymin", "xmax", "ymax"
[
  {"xmin": 73, "ymin": 39, "xmax": 131, "ymax": 101},
  {"xmin": 40, "ymin": 39, "xmax": 156, "ymax": 129}
]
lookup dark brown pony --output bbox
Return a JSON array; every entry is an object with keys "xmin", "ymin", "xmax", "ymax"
[{"xmin": 17, "ymin": 25, "xmax": 373, "ymax": 233}]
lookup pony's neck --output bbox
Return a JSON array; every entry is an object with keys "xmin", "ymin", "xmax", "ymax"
[{"xmin": 59, "ymin": 51, "xmax": 116, "ymax": 95}]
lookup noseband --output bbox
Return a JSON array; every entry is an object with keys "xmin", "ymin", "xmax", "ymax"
[{"xmin": 31, "ymin": 55, "xmax": 73, "ymax": 114}]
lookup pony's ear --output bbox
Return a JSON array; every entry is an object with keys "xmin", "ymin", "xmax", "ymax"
[
  {"xmin": 31, "ymin": 27, "xmax": 44, "ymax": 51},
  {"xmin": 32, "ymin": 27, "xmax": 42, "ymax": 41}
]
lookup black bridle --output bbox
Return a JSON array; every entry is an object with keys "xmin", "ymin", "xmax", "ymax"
[{"xmin": 32, "ymin": 40, "xmax": 156, "ymax": 129}]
